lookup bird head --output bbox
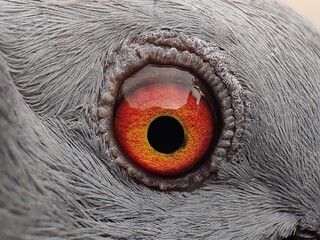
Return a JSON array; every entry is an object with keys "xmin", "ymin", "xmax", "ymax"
[{"xmin": 0, "ymin": 0, "xmax": 319, "ymax": 239}]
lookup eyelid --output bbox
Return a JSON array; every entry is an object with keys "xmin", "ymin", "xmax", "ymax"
[{"xmin": 93, "ymin": 30, "xmax": 245, "ymax": 190}]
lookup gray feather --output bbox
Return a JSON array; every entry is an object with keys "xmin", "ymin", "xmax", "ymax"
[{"xmin": 0, "ymin": 0, "xmax": 319, "ymax": 239}]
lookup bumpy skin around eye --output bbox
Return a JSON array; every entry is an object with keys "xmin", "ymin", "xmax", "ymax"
[{"xmin": 0, "ymin": 1, "xmax": 320, "ymax": 240}]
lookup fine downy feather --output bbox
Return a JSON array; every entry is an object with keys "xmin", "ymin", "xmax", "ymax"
[{"xmin": 0, "ymin": 1, "xmax": 320, "ymax": 239}]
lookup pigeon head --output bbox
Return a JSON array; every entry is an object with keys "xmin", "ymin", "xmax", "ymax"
[{"xmin": 0, "ymin": 0, "xmax": 319, "ymax": 239}]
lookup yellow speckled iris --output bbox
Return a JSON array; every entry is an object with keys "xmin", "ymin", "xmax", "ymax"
[{"xmin": 114, "ymin": 83, "xmax": 214, "ymax": 176}]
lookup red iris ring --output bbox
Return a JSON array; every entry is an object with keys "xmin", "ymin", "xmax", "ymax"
[{"xmin": 114, "ymin": 65, "xmax": 216, "ymax": 176}]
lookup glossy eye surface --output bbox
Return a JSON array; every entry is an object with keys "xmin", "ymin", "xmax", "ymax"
[{"xmin": 114, "ymin": 65, "xmax": 215, "ymax": 176}]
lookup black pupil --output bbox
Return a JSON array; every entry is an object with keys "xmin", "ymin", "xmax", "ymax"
[{"xmin": 147, "ymin": 116, "xmax": 185, "ymax": 154}]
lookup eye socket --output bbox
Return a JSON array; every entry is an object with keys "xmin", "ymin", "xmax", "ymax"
[
  {"xmin": 114, "ymin": 65, "xmax": 217, "ymax": 176},
  {"xmin": 95, "ymin": 30, "xmax": 245, "ymax": 190}
]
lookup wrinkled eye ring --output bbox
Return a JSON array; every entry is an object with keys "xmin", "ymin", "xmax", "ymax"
[{"xmin": 95, "ymin": 30, "xmax": 245, "ymax": 190}]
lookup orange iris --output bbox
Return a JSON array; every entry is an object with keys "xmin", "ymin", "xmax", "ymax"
[{"xmin": 114, "ymin": 65, "xmax": 214, "ymax": 176}]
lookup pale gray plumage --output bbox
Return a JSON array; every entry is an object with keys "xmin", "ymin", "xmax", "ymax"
[{"xmin": 0, "ymin": 0, "xmax": 320, "ymax": 239}]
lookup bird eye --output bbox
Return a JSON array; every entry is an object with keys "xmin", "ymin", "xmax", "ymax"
[
  {"xmin": 114, "ymin": 65, "xmax": 217, "ymax": 176},
  {"xmin": 95, "ymin": 30, "xmax": 245, "ymax": 190}
]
